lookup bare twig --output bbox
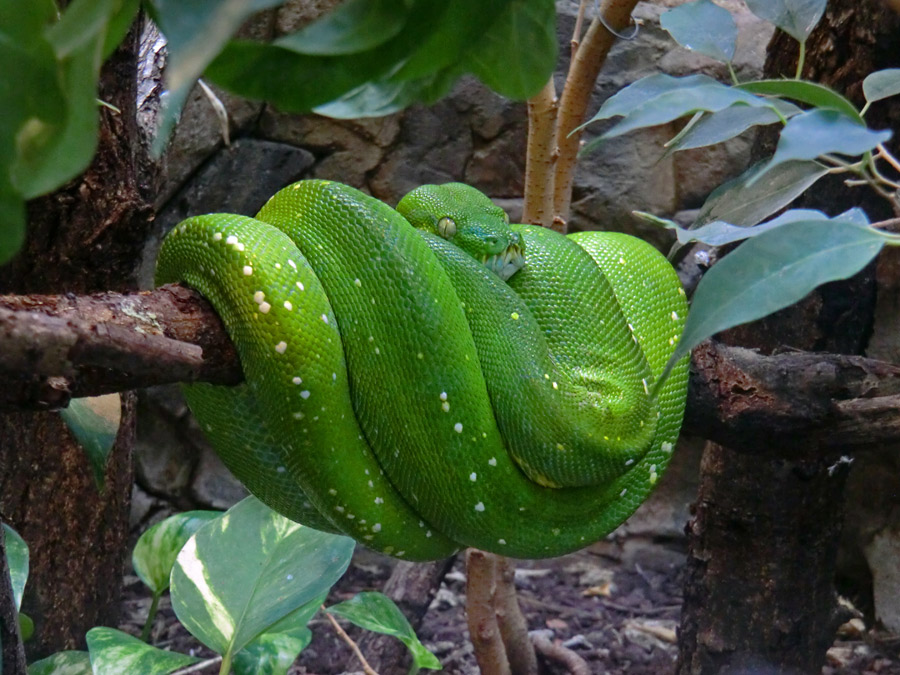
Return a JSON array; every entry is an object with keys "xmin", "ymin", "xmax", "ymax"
[
  {"xmin": 531, "ymin": 632, "xmax": 591, "ymax": 675},
  {"xmin": 170, "ymin": 656, "xmax": 223, "ymax": 675},
  {"xmin": 323, "ymin": 606, "xmax": 379, "ymax": 675},
  {"xmin": 523, "ymin": 79, "xmax": 559, "ymax": 227},
  {"xmin": 553, "ymin": 0, "xmax": 641, "ymax": 228},
  {"xmin": 495, "ymin": 556, "xmax": 539, "ymax": 675},
  {"xmin": 466, "ymin": 549, "xmax": 511, "ymax": 675}
]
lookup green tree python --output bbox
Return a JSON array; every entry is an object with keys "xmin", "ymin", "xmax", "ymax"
[{"xmin": 156, "ymin": 180, "xmax": 688, "ymax": 561}]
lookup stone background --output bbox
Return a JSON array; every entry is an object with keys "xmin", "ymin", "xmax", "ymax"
[{"xmin": 129, "ymin": 0, "xmax": 900, "ymax": 632}]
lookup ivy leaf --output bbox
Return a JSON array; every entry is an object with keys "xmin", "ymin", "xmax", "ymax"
[
  {"xmin": 694, "ymin": 159, "xmax": 828, "ymax": 229},
  {"xmin": 744, "ymin": 0, "xmax": 826, "ymax": 42},
  {"xmin": 665, "ymin": 100, "xmax": 800, "ymax": 154},
  {"xmin": 132, "ymin": 511, "xmax": 220, "ymax": 596},
  {"xmin": 660, "ymin": 0, "xmax": 737, "ymax": 63},
  {"xmin": 738, "ymin": 79, "xmax": 862, "ymax": 122},
  {"xmin": 58, "ymin": 394, "xmax": 121, "ymax": 490},
  {"xmin": 863, "ymin": 69, "xmax": 900, "ymax": 105},
  {"xmin": 27, "ymin": 651, "xmax": 92, "ymax": 675},
  {"xmin": 662, "ymin": 219, "xmax": 886, "ymax": 381},
  {"xmin": 3, "ymin": 524, "xmax": 28, "ymax": 611},
  {"xmin": 276, "ymin": 0, "xmax": 411, "ymax": 56},
  {"xmin": 761, "ymin": 109, "xmax": 891, "ymax": 177},
  {"xmin": 86, "ymin": 627, "xmax": 199, "ymax": 674},
  {"xmin": 170, "ymin": 497, "xmax": 354, "ymax": 661},
  {"xmin": 327, "ymin": 592, "xmax": 442, "ymax": 670}
]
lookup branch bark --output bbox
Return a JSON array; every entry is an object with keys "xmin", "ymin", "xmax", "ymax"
[{"xmin": 4, "ymin": 290, "xmax": 900, "ymax": 456}]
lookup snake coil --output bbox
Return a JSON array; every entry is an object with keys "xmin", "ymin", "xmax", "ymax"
[{"xmin": 156, "ymin": 180, "xmax": 688, "ymax": 561}]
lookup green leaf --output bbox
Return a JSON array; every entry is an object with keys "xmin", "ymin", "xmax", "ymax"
[
  {"xmin": 170, "ymin": 496, "xmax": 354, "ymax": 660},
  {"xmin": 763, "ymin": 109, "xmax": 891, "ymax": 173},
  {"xmin": 863, "ymin": 69, "xmax": 900, "ymax": 105},
  {"xmin": 19, "ymin": 612, "xmax": 34, "ymax": 641},
  {"xmin": 58, "ymin": 394, "xmax": 121, "ymax": 490},
  {"xmin": 694, "ymin": 159, "xmax": 828, "ymax": 228},
  {"xmin": 132, "ymin": 511, "xmax": 220, "ymax": 596},
  {"xmin": 147, "ymin": 0, "xmax": 286, "ymax": 152},
  {"xmin": 232, "ymin": 593, "xmax": 322, "ymax": 675},
  {"xmin": 0, "ymin": 0, "xmax": 64, "ymax": 265},
  {"xmin": 3, "ymin": 524, "xmax": 28, "ymax": 611},
  {"xmin": 744, "ymin": 0, "xmax": 826, "ymax": 42},
  {"xmin": 665, "ymin": 100, "xmax": 800, "ymax": 154},
  {"xmin": 276, "ymin": 0, "xmax": 411, "ymax": 56},
  {"xmin": 27, "ymin": 651, "xmax": 92, "ymax": 675},
  {"xmin": 327, "ymin": 592, "xmax": 441, "ymax": 670},
  {"xmin": 462, "ymin": 0, "xmax": 558, "ymax": 100},
  {"xmin": 660, "ymin": 0, "xmax": 737, "ymax": 63},
  {"xmin": 86, "ymin": 627, "xmax": 199, "ymax": 674},
  {"xmin": 591, "ymin": 74, "xmax": 718, "ymax": 122},
  {"xmin": 13, "ymin": 0, "xmax": 126, "ymax": 200},
  {"xmin": 665, "ymin": 219, "xmax": 885, "ymax": 376},
  {"xmin": 738, "ymin": 79, "xmax": 862, "ymax": 122}
]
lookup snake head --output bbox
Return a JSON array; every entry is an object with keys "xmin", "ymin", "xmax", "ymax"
[{"xmin": 398, "ymin": 183, "xmax": 526, "ymax": 281}]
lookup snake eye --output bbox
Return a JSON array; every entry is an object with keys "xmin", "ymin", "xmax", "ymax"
[{"xmin": 437, "ymin": 216, "xmax": 457, "ymax": 239}]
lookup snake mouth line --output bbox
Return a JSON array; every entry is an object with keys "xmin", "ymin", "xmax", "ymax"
[{"xmin": 482, "ymin": 243, "xmax": 525, "ymax": 281}]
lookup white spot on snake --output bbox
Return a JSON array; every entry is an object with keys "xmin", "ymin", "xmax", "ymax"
[
  {"xmin": 619, "ymin": 257, "xmax": 626, "ymax": 264},
  {"xmin": 474, "ymin": 502, "xmax": 485, "ymax": 512},
  {"xmin": 226, "ymin": 235, "xmax": 237, "ymax": 245},
  {"xmin": 253, "ymin": 291, "xmax": 265, "ymax": 304},
  {"xmin": 440, "ymin": 392, "xmax": 448, "ymax": 401},
  {"xmin": 375, "ymin": 347, "xmax": 380, "ymax": 355},
  {"xmin": 275, "ymin": 340, "xmax": 287, "ymax": 353},
  {"xmin": 297, "ymin": 281, "xmax": 305, "ymax": 291},
  {"xmin": 275, "ymin": 263, "xmax": 281, "ymax": 269},
  {"xmin": 556, "ymin": 443, "xmax": 565, "ymax": 451},
  {"xmin": 288, "ymin": 259, "xmax": 296, "ymax": 269},
  {"xmin": 669, "ymin": 337, "xmax": 675, "ymax": 345},
  {"xmin": 321, "ymin": 314, "xmax": 329, "ymax": 323},
  {"xmin": 213, "ymin": 232, "xmax": 222, "ymax": 241},
  {"xmin": 374, "ymin": 497, "xmax": 383, "ymax": 504},
  {"xmin": 236, "ymin": 243, "xmax": 245, "ymax": 251},
  {"xmin": 625, "ymin": 458, "xmax": 634, "ymax": 466},
  {"xmin": 642, "ymin": 378, "xmax": 649, "ymax": 394},
  {"xmin": 300, "ymin": 390, "xmax": 310, "ymax": 399},
  {"xmin": 335, "ymin": 505, "xmax": 344, "ymax": 513},
  {"xmin": 277, "ymin": 466, "xmax": 285, "ymax": 473},
  {"xmin": 488, "ymin": 457, "xmax": 497, "ymax": 466},
  {"xmin": 620, "ymin": 488, "xmax": 628, "ymax": 497},
  {"xmin": 454, "ymin": 423, "xmax": 463, "ymax": 433},
  {"xmin": 242, "ymin": 266, "xmax": 252, "ymax": 276},
  {"xmin": 364, "ymin": 535, "xmax": 374, "ymax": 541},
  {"xmin": 552, "ymin": 528, "xmax": 561, "ymax": 536},
  {"xmin": 678, "ymin": 287, "xmax": 686, "ymax": 295},
  {"xmin": 662, "ymin": 442, "xmax": 674, "ymax": 453},
  {"xmin": 332, "ymin": 372, "xmax": 337, "ymax": 380},
  {"xmin": 511, "ymin": 312, "xmax": 519, "ymax": 320},
  {"xmin": 417, "ymin": 352, "xmax": 424, "ymax": 359},
  {"xmin": 469, "ymin": 472, "xmax": 477, "ymax": 481},
  {"xmin": 498, "ymin": 539, "xmax": 506, "ymax": 545},
  {"xmin": 328, "ymin": 488, "xmax": 337, "ymax": 495},
  {"xmin": 259, "ymin": 302, "xmax": 271, "ymax": 314},
  {"xmin": 286, "ymin": 574, "xmax": 293, "ymax": 581},
  {"xmin": 367, "ymin": 480, "xmax": 374, "ymax": 488},
  {"xmin": 372, "ymin": 523, "xmax": 382, "ymax": 532},
  {"xmin": 293, "ymin": 412, "xmax": 304, "ymax": 420},
  {"xmin": 442, "ymin": 402, "xmax": 450, "ymax": 412},
  {"xmin": 426, "ymin": 531, "xmax": 433, "ymax": 538},
  {"xmin": 552, "ymin": 382, "xmax": 558, "ymax": 390},
  {"xmin": 544, "ymin": 374, "xmax": 550, "ymax": 379},
  {"xmin": 284, "ymin": 301, "xmax": 293, "ymax": 311},
  {"xmin": 671, "ymin": 311, "xmax": 679, "ymax": 320},
  {"xmin": 354, "ymin": 278, "xmax": 362, "ymax": 287},
  {"xmin": 650, "ymin": 471, "xmax": 658, "ymax": 484},
  {"xmin": 292, "ymin": 376, "xmax": 302, "ymax": 385}
]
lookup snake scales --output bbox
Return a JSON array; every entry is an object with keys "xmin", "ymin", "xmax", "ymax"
[{"xmin": 156, "ymin": 180, "xmax": 688, "ymax": 561}]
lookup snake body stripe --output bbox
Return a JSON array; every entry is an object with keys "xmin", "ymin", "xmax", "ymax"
[{"xmin": 156, "ymin": 180, "xmax": 688, "ymax": 561}]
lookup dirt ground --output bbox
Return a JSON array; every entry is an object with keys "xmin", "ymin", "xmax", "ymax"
[{"xmin": 119, "ymin": 534, "xmax": 900, "ymax": 674}]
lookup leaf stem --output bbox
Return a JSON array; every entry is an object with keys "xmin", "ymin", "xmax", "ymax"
[
  {"xmin": 140, "ymin": 592, "xmax": 161, "ymax": 643},
  {"xmin": 877, "ymin": 143, "xmax": 900, "ymax": 174},
  {"xmin": 794, "ymin": 40, "xmax": 806, "ymax": 79},
  {"xmin": 727, "ymin": 61, "xmax": 739, "ymax": 85},
  {"xmin": 218, "ymin": 651, "xmax": 233, "ymax": 675}
]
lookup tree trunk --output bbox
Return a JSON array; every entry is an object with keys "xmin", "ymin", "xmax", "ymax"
[
  {"xmin": 0, "ymin": 22, "xmax": 154, "ymax": 659},
  {"xmin": 677, "ymin": 1, "xmax": 900, "ymax": 672}
]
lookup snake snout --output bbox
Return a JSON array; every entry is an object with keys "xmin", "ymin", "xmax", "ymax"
[{"xmin": 482, "ymin": 233, "xmax": 525, "ymax": 281}]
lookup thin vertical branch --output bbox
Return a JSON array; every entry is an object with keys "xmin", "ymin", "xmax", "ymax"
[
  {"xmin": 523, "ymin": 79, "xmax": 559, "ymax": 227},
  {"xmin": 465, "ymin": 549, "xmax": 511, "ymax": 675},
  {"xmin": 495, "ymin": 556, "xmax": 539, "ymax": 675},
  {"xmin": 553, "ymin": 0, "xmax": 641, "ymax": 229}
]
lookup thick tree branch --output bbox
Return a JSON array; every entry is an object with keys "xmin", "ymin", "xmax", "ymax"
[{"xmin": 3, "ymin": 290, "xmax": 900, "ymax": 456}]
